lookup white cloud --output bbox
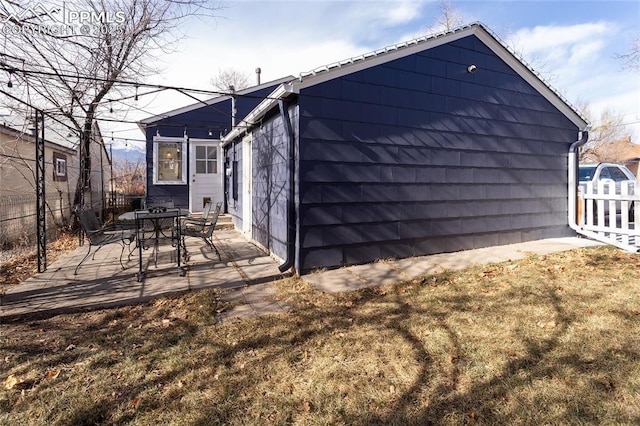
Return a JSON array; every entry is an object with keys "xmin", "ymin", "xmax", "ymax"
[
  {"xmin": 106, "ymin": 7, "xmax": 639, "ymax": 144},
  {"xmin": 509, "ymin": 22, "xmax": 611, "ymax": 54}
]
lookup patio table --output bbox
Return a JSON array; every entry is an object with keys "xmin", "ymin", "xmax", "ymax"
[{"xmin": 119, "ymin": 208, "xmax": 190, "ymax": 282}]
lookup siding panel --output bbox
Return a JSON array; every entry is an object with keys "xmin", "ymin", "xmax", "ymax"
[{"xmin": 295, "ymin": 33, "xmax": 578, "ymax": 272}]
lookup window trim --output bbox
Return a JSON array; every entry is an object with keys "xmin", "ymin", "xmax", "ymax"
[
  {"xmin": 52, "ymin": 152, "xmax": 67, "ymax": 181},
  {"xmin": 153, "ymin": 136, "xmax": 188, "ymax": 185}
]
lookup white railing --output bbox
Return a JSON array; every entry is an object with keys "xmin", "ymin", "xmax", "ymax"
[{"xmin": 578, "ymin": 180, "xmax": 640, "ymax": 251}]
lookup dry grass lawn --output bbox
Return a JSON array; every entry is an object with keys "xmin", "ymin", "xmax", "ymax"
[{"xmin": 1, "ymin": 245, "xmax": 640, "ymax": 425}]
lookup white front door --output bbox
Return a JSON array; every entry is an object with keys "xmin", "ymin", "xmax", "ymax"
[{"xmin": 189, "ymin": 139, "xmax": 222, "ymax": 212}]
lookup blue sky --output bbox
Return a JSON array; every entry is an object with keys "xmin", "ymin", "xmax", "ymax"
[{"xmin": 113, "ymin": 0, "xmax": 640, "ymax": 148}]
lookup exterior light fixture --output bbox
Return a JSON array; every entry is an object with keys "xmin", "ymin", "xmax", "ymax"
[{"xmin": 467, "ymin": 64, "xmax": 478, "ymax": 73}]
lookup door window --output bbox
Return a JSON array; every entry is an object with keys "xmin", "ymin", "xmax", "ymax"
[{"xmin": 195, "ymin": 146, "xmax": 218, "ymax": 174}]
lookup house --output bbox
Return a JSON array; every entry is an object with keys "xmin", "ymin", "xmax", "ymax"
[
  {"xmin": 222, "ymin": 23, "xmax": 588, "ymax": 274},
  {"xmin": 85, "ymin": 122, "xmax": 115, "ymax": 217},
  {"xmin": 582, "ymin": 137, "xmax": 640, "ymax": 175},
  {"xmin": 138, "ymin": 77, "xmax": 292, "ymax": 213},
  {"xmin": 0, "ymin": 123, "xmax": 78, "ymax": 245}
]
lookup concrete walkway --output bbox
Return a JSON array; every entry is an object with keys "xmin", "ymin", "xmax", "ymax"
[
  {"xmin": 302, "ymin": 237, "xmax": 604, "ymax": 293},
  {"xmin": 1, "ymin": 232, "xmax": 604, "ymax": 322}
]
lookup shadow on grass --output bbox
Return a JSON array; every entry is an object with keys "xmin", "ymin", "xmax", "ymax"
[{"xmin": 3, "ymin": 249, "xmax": 640, "ymax": 424}]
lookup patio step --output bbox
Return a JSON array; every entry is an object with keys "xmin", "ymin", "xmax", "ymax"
[
  {"xmin": 216, "ymin": 214, "xmax": 233, "ymax": 230},
  {"xmin": 183, "ymin": 212, "xmax": 233, "ymax": 230}
]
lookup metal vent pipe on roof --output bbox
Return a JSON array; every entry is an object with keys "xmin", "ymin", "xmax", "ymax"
[{"xmin": 255, "ymin": 67, "xmax": 261, "ymax": 85}]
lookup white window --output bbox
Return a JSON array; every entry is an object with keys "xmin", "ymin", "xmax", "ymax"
[
  {"xmin": 53, "ymin": 152, "xmax": 67, "ymax": 181},
  {"xmin": 153, "ymin": 137, "xmax": 187, "ymax": 185},
  {"xmin": 55, "ymin": 158, "xmax": 66, "ymax": 176}
]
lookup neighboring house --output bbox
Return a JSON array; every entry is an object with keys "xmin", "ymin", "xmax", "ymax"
[
  {"xmin": 138, "ymin": 77, "xmax": 292, "ymax": 213},
  {"xmin": 85, "ymin": 122, "xmax": 114, "ymax": 217},
  {"xmin": 582, "ymin": 137, "xmax": 640, "ymax": 175},
  {"xmin": 222, "ymin": 23, "xmax": 588, "ymax": 274},
  {"xmin": 0, "ymin": 123, "xmax": 78, "ymax": 245}
]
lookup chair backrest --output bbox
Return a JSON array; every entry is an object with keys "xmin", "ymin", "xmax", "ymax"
[
  {"xmin": 201, "ymin": 201, "xmax": 213, "ymax": 221},
  {"xmin": 148, "ymin": 199, "xmax": 174, "ymax": 209},
  {"xmin": 204, "ymin": 202, "xmax": 222, "ymax": 238},
  {"xmin": 75, "ymin": 206, "xmax": 103, "ymax": 242}
]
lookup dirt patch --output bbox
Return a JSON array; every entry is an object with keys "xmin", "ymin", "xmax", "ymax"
[{"xmin": 0, "ymin": 233, "xmax": 79, "ymax": 291}]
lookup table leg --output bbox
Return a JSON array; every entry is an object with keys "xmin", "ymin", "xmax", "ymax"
[
  {"xmin": 176, "ymin": 213, "xmax": 186, "ymax": 276},
  {"xmin": 136, "ymin": 217, "xmax": 144, "ymax": 282}
]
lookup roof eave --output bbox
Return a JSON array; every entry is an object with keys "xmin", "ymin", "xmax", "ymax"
[
  {"xmin": 138, "ymin": 75, "xmax": 295, "ymax": 127},
  {"xmin": 221, "ymin": 83, "xmax": 296, "ymax": 146}
]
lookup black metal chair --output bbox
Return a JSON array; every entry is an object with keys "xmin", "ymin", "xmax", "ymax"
[
  {"xmin": 74, "ymin": 206, "xmax": 136, "ymax": 275},
  {"xmin": 181, "ymin": 201, "xmax": 216, "ymax": 232},
  {"xmin": 181, "ymin": 202, "xmax": 222, "ymax": 261}
]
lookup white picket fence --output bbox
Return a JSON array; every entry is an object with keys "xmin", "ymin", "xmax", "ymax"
[{"xmin": 578, "ymin": 180, "xmax": 640, "ymax": 251}]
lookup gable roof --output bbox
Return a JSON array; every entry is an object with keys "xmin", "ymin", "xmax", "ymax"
[
  {"xmin": 138, "ymin": 75, "xmax": 294, "ymax": 127},
  {"xmin": 223, "ymin": 22, "xmax": 589, "ymax": 144},
  {"xmin": 0, "ymin": 123, "xmax": 76, "ymax": 154}
]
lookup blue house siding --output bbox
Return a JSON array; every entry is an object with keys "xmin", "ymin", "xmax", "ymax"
[
  {"xmin": 295, "ymin": 34, "xmax": 578, "ymax": 272},
  {"xmin": 143, "ymin": 84, "xmax": 283, "ymax": 208},
  {"xmin": 250, "ymin": 106, "xmax": 296, "ymax": 260},
  {"xmin": 224, "ymin": 140, "xmax": 244, "ymax": 230}
]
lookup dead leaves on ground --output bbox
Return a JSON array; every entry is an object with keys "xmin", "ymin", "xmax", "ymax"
[{"xmin": 4, "ymin": 368, "xmax": 61, "ymax": 392}]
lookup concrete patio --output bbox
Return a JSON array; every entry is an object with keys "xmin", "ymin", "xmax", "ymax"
[
  {"xmin": 1, "ymin": 225, "xmax": 607, "ymax": 324},
  {"xmin": 0, "ymin": 228, "xmax": 291, "ymax": 321}
]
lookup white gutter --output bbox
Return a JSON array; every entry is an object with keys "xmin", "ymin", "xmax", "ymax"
[
  {"xmin": 568, "ymin": 130, "xmax": 588, "ymax": 232},
  {"xmin": 221, "ymin": 83, "xmax": 295, "ymax": 146},
  {"xmin": 566, "ymin": 130, "xmax": 639, "ymax": 251}
]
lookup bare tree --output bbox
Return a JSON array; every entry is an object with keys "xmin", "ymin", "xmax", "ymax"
[
  {"xmin": 0, "ymin": 0, "xmax": 223, "ymax": 217},
  {"xmin": 211, "ymin": 67, "xmax": 252, "ymax": 92},
  {"xmin": 617, "ymin": 34, "xmax": 640, "ymax": 72},
  {"xmin": 113, "ymin": 158, "xmax": 145, "ymax": 196},
  {"xmin": 575, "ymin": 101, "xmax": 632, "ymax": 161},
  {"xmin": 425, "ymin": 0, "xmax": 465, "ymax": 35}
]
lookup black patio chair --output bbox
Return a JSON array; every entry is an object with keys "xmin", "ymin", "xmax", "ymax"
[
  {"xmin": 181, "ymin": 202, "xmax": 222, "ymax": 261},
  {"xmin": 74, "ymin": 205, "xmax": 136, "ymax": 275},
  {"xmin": 181, "ymin": 201, "xmax": 218, "ymax": 232}
]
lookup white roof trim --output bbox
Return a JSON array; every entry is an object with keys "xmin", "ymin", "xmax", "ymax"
[
  {"xmin": 474, "ymin": 26, "xmax": 588, "ymax": 129},
  {"xmin": 222, "ymin": 22, "xmax": 588, "ymax": 141},
  {"xmin": 138, "ymin": 76, "xmax": 294, "ymax": 126},
  {"xmin": 222, "ymin": 84, "xmax": 294, "ymax": 146}
]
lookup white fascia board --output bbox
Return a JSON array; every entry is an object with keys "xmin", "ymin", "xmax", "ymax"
[
  {"xmin": 138, "ymin": 95, "xmax": 227, "ymax": 126},
  {"xmin": 221, "ymin": 83, "xmax": 295, "ymax": 146},
  {"xmin": 289, "ymin": 28, "xmax": 474, "ymax": 93},
  {"xmin": 289, "ymin": 24, "xmax": 587, "ymax": 130},
  {"xmin": 474, "ymin": 30, "xmax": 588, "ymax": 130},
  {"xmin": 138, "ymin": 76, "xmax": 295, "ymax": 126}
]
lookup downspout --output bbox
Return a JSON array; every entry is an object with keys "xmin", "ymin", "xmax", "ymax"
[
  {"xmin": 568, "ymin": 130, "xmax": 588, "ymax": 232},
  {"xmin": 278, "ymin": 98, "xmax": 296, "ymax": 273}
]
